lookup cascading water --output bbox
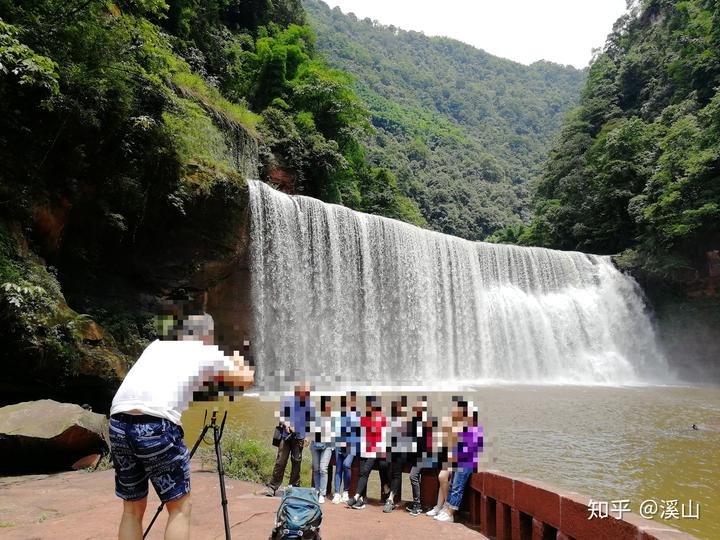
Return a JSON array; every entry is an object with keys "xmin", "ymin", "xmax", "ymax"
[{"xmin": 248, "ymin": 180, "xmax": 668, "ymax": 387}]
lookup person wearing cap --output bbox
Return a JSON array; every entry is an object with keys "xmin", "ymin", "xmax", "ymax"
[{"xmin": 109, "ymin": 313, "xmax": 254, "ymax": 540}]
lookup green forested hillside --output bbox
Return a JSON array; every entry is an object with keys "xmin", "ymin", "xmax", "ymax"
[
  {"xmin": 304, "ymin": 0, "xmax": 586, "ymax": 240},
  {"xmin": 513, "ymin": 0, "xmax": 720, "ymax": 280}
]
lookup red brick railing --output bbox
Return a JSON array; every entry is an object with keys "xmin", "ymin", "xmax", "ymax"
[
  {"xmin": 321, "ymin": 458, "xmax": 698, "ymax": 539},
  {"xmin": 445, "ymin": 470, "xmax": 697, "ymax": 540}
]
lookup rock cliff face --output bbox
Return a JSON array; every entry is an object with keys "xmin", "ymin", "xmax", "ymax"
[
  {"xmin": 634, "ymin": 250, "xmax": 720, "ymax": 383},
  {"xmin": 0, "ymin": 122, "xmax": 259, "ymax": 412}
]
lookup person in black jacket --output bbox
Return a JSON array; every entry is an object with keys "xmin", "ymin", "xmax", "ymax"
[{"xmin": 406, "ymin": 396, "xmax": 436, "ymax": 515}]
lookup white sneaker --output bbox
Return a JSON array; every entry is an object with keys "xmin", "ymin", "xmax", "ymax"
[
  {"xmin": 434, "ymin": 511, "xmax": 453, "ymax": 522},
  {"xmin": 331, "ymin": 493, "xmax": 342, "ymax": 504},
  {"xmin": 341, "ymin": 491, "xmax": 349, "ymax": 503},
  {"xmin": 318, "ymin": 495, "xmax": 325, "ymax": 504},
  {"xmin": 426, "ymin": 505, "xmax": 443, "ymax": 517}
]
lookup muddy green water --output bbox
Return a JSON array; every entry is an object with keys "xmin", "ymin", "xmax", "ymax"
[{"xmin": 184, "ymin": 386, "xmax": 720, "ymax": 539}]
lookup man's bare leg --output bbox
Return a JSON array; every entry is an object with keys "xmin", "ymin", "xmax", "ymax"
[
  {"xmin": 119, "ymin": 497, "xmax": 147, "ymax": 540},
  {"xmin": 165, "ymin": 493, "xmax": 192, "ymax": 540}
]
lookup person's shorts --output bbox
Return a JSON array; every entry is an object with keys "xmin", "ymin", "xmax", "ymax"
[{"xmin": 109, "ymin": 413, "xmax": 190, "ymax": 502}]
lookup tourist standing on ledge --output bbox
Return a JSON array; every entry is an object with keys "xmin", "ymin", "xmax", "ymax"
[
  {"xmin": 310, "ymin": 395, "xmax": 335, "ymax": 503},
  {"xmin": 266, "ymin": 382, "xmax": 316, "ymax": 497},
  {"xmin": 347, "ymin": 396, "xmax": 388, "ymax": 510},
  {"xmin": 109, "ymin": 314, "xmax": 254, "ymax": 540},
  {"xmin": 332, "ymin": 392, "xmax": 359, "ymax": 504},
  {"xmin": 382, "ymin": 397, "xmax": 415, "ymax": 513},
  {"xmin": 426, "ymin": 402, "xmax": 457, "ymax": 518},
  {"xmin": 407, "ymin": 396, "xmax": 433, "ymax": 516}
]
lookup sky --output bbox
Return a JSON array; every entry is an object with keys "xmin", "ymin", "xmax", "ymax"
[{"xmin": 320, "ymin": 0, "xmax": 628, "ymax": 69}]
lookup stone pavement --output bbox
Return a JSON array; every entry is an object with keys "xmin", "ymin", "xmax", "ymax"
[{"xmin": 0, "ymin": 466, "xmax": 487, "ymax": 539}]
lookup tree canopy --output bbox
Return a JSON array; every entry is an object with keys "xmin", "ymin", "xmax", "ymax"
[{"xmin": 507, "ymin": 0, "xmax": 720, "ymax": 280}]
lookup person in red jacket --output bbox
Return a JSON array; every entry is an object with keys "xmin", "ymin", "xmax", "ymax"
[{"xmin": 346, "ymin": 396, "xmax": 387, "ymax": 510}]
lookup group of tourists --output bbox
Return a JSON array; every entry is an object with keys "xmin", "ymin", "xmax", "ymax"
[{"xmin": 265, "ymin": 383, "xmax": 483, "ymax": 523}]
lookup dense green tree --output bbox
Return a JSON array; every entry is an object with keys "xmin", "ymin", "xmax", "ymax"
[{"xmin": 520, "ymin": 0, "xmax": 720, "ymax": 279}]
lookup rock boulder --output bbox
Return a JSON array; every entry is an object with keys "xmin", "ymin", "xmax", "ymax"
[{"xmin": 0, "ymin": 400, "xmax": 108, "ymax": 475}]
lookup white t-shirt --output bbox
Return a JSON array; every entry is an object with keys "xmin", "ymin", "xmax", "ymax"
[
  {"xmin": 310, "ymin": 414, "xmax": 335, "ymax": 446},
  {"xmin": 110, "ymin": 339, "xmax": 235, "ymax": 425}
]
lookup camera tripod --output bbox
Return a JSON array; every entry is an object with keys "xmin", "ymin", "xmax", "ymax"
[{"xmin": 143, "ymin": 409, "xmax": 232, "ymax": 540}]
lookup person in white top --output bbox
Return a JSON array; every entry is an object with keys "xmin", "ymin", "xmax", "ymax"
[
  {"xmin": 109, "ymin": 314, "xmax": 253, "ymax": 540},
  {"xmin": 309, "ymin": 396, "xmax": 335, "ymax": 503}
]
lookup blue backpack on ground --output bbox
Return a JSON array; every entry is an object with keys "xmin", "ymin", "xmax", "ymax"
[{"xmin": 271, "ymin": 486, "xmax": 323, "ymax": 540}]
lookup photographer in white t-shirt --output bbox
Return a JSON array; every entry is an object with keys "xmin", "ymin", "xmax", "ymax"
[{"xmin": 109, "ymin": 314, "xmax": 254, "ymax": 540}]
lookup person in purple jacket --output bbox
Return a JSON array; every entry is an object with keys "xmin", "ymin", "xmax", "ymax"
[{"xmin": 433, "ymin": 400, "xmax": 483, "ymax": 523}]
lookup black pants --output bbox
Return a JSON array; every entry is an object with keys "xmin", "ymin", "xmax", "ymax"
[
  {"xmin": 269, "ymin": 437, "xmax": 304, "ymax": 490},
  {"xmin": 357, "ymin": 456, "xmax": 397, "ymax": 498},
  {"xmin": 387, "ymin": 454, "xmax": 408, "ymax": 497},
  {"xmin": 355, "ymin": 457, "xmax": 377, "ymax": 498},
  {"xmin": 409, "ymin": 465, "xmax": 422, "ymax": 503}
]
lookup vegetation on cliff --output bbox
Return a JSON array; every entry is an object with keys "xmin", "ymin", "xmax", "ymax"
[
  {"xmin": 304, "ymin": 0, "xmax": 586, "ymax": 240},
  {"xmin": 0, "ymin": 0, "xmax": 250, "ymax": 405},
  {"xmin": 0, "ymin": 0, "xmax": 421, "ymax": 228},
  {"xmin": 500, "ymin": 0, "xmax": 720, "ymax": 282}
]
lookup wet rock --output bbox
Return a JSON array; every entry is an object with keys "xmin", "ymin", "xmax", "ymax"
[
  {"xmin": 0, "ymin": 400, "xmax": 108, "ymax": 475},
  {"xmin": 77, "ymin": 319, "xmax": 105, "ymax": 343},
  {"xmin": 266, "ymin": 165, "xmax": 296, "ymax": 193}
]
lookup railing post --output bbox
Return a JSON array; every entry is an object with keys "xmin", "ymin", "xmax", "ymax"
[
  {"xmin": 532, "ymin": 517, "xmax": 547, "ymax": 540},
  {"xmin": 511, "ymin": 507, "xmax": 522, "ymax": 540},
  {"xmin": 420, "ymin": 469, "xmax": 439, "ymax": 509},
  {"xmin": 496, "ymin": 501, "xmax": 511, "ymax": 540},
  {"xmin": 468, "ymin": 483, "xmax": 481, "ymax": 526},
  {"xmin": 481, "ymin": 495, "xmax": 497, "ymax": 537}
]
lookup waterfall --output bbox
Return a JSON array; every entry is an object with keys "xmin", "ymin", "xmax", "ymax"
[{"xmin": 248, "ymin": 180, "xmax": 668, "ymax": 387}]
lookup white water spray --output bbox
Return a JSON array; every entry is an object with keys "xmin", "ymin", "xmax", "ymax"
[{"xmin": 248, "ymin": 181, "xmax": 668, "ymax": 386}]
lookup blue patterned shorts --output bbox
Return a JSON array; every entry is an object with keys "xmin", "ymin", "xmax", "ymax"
[{"xmin": 109, "ymin": 414, "xmax": 190, "ymax": 502}]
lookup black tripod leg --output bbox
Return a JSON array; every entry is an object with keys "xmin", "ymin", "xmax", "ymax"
[
  {"xmin": 214, "ymin": 424, "xmax": 232, "ymax": 540},
  {"xmin": 188, "ymin": 424, "xmax": 213, "ymax": 460},
  {"xmin": 143, "ymin": 500, "xmax": 165, "ymax": 540},
  {"xmin": 143, "ymin": 424, "xmax": 212, "ymax": 539},
  {"xmin": 220, "ymin": 410, "xmax": 228, "ymax": 439}
]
